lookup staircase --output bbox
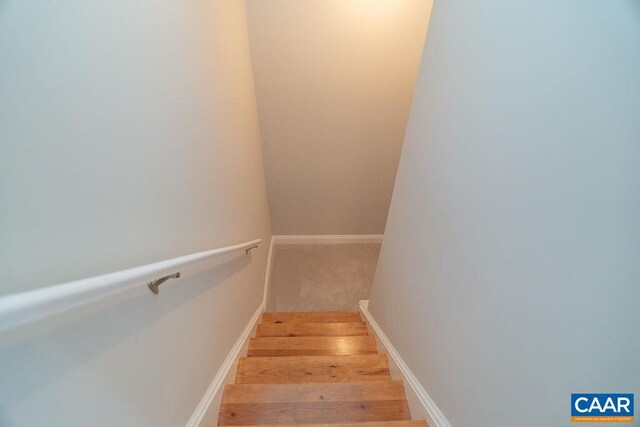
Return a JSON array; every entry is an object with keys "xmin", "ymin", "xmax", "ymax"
[{"xmin": 215, "ymin": 311, "xmax": 427, "ymax": 427}]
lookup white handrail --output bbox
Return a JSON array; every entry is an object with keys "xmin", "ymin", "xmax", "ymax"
[{"xmin": 0, "ymin": 239, "xmax": 261, "ymax": 331}]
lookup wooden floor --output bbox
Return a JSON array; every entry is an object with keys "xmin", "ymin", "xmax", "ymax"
[{"xmin": 215, "ymin": 311, "xmax": 427, "ymax": 427}]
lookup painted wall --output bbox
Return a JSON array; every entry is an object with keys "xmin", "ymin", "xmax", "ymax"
[
  {"xmin": 245, "ymin": 0, "xmax": 431, "ymax": 234},
  {"xmin": 0, "ymin": 2, "xmax": 271, "ymax": 426},
  {"xmin": 369, "ymin": 1, "xmax": 640, "ymax": 426}
]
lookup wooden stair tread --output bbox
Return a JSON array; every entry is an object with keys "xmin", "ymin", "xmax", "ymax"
[
  {"xmin": 262, "ymin": 311, "xmax": 362, "ymax": 324},
  {"xmin": 236, "ymin": 355, "xmax": 391, "ymax": 384},
  {"xmin": 248, "ymin": 336, "xmax": 377, "ymax": 357},
  {"xmin": 218, "ymin": 400, "xmax": 411, "ymax": 426},
  {"xmin": 221, "ymin": 422, "xmax": 427, "ymax": 427},
  {"xmin": 222, "ymin": 381, "xmax": 408, "ymax": 404},
  {"xmin": 257, "ymin": 322, "xmax": 368, "ymax": 337}
]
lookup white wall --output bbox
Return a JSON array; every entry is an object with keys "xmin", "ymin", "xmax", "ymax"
[
  {"xmin": 0, "ymin": 2, "xmax": 271, "ymax": 426},
  {"xmin": 369, "ymin": 1, "xmax": 640, "ymax": 426},
  {"xmin": 245, "ymin": 0, "xmax": 431, "ymax": 235}
]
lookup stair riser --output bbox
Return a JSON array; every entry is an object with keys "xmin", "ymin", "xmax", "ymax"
[
  {"xmin": 257, "ymin": 322, "xmax": 368, "ymax": 337},
  {"xmin": 218, "ymin": 401, "xmax": 412, "ymax": 426},
  {"xmin": 248, "ymin": 336, "xmax": 378, "ymax": 357},
  {"xmin": 236, "ymin": 355, "xmax": 391, "ymax": 384},
  {"xmin": 222, "ymin": 381, "xmax": 407, "ymax": 404},
  {"xmin": 262, "ymin": 312, "xmax": 362, "ymax": 323}
]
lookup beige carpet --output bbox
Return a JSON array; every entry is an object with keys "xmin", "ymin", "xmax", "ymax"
[{"xmin": 266, "ymin": 243, "xmax": 381, "ymax": 312}]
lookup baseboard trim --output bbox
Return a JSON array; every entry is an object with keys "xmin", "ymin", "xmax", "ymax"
[
  {"xmin": 359, "ymin": 300, "xmax": 452, "ymax": 427},
  {"xmin": 185, "ymin": 303, "xmax": 264, "ymax": 427},
  {"xmin": 272, "ymin": 234, "xmax": 383, "ymax": 245}
]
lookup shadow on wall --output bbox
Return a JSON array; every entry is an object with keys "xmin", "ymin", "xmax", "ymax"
[
  {"xmin": 267, "ymin": 243, "xmax": 381, "ymax": 312},
  {"xmin": 0, "ymin": 253, "xmax": 249, "ymax": 426}
]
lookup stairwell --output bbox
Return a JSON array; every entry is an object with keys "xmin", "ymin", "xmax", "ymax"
[{"xmin": 215, "ymin": 311, "xmax": 427, "ymax": 427}]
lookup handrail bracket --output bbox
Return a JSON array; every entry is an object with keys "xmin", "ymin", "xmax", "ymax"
[
  {"xmin": 245, "ymin": 245, "xmax": 259, "ymax": 254},
  {"xmin": 148, "ymin": 272, "xmax": 180, "ymax": 295}
]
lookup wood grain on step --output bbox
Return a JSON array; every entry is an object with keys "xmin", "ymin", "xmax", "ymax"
[
  {"xmin": 247, "ymin": 336, "xmax": 377, "ymax": 357},
  {"xmin": 221, "ymin": 381, "xmax": 407, "ymax": 404},
  {"xmin": 262, "ymin": 311, "xmax": 362, "ymax": 324},
  {"xmin": 235, "ymin": 355, "xmax": 391, "ymax": 384},
  {"xmin": 217, "ymin": 422, "xmax": 428, "ymax": 427},
  {"xmin": 216, "ymin": 422, "xmax": 427, "ymax": 427},
  {"xmin": 217, "ymin": 400, "xmax": 411, "ymax": 426},
  {"xmin": 257, "ymin": 322, "xmax": 368, "ymax": 337}
]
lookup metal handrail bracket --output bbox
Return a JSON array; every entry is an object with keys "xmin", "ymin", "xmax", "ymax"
[{"xmin": 147, "ymin": 272, "xmax": 180, "ymax": 295}]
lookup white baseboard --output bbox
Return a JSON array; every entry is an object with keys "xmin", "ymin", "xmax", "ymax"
[
  {"xmin": 272, "ymin": 234, "xmax": 383, "ymax": 245},
  {"xmin": 185, "ymin": 303, "xmax": 264, "ymax": 427},
  {"xmin": 359, "ymin": 300, "xmax": 452, "ymax": 427}
]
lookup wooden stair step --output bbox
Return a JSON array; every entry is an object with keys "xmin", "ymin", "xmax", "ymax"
[
  {"xmin": 217, "ymin": 311, "xmax": 423, "ymax": 427},
  {"xmin": 221, "ymin": 422, "xmax": 427, "ymax": 427},
  {"xmin": 262, "ymin": 311, "xmax": 362, "ymax": 324},
  {"xmin": 248, "ymin": 336, "xmax": 377, "ymax": 357},
  {"xmin": 236, "ymin": 355, "xmax": 391, "ymax": 384},
  {"xmin": 257, "ymin": 322, "xmax": 368, "ymax": 337},
  {"xmin": 218, "ymin": 400, "xmax": 411, "ymax": 426},
  {"xmin": 222, "ymin": 381, "xmax": 408, "ymax": 404}
]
